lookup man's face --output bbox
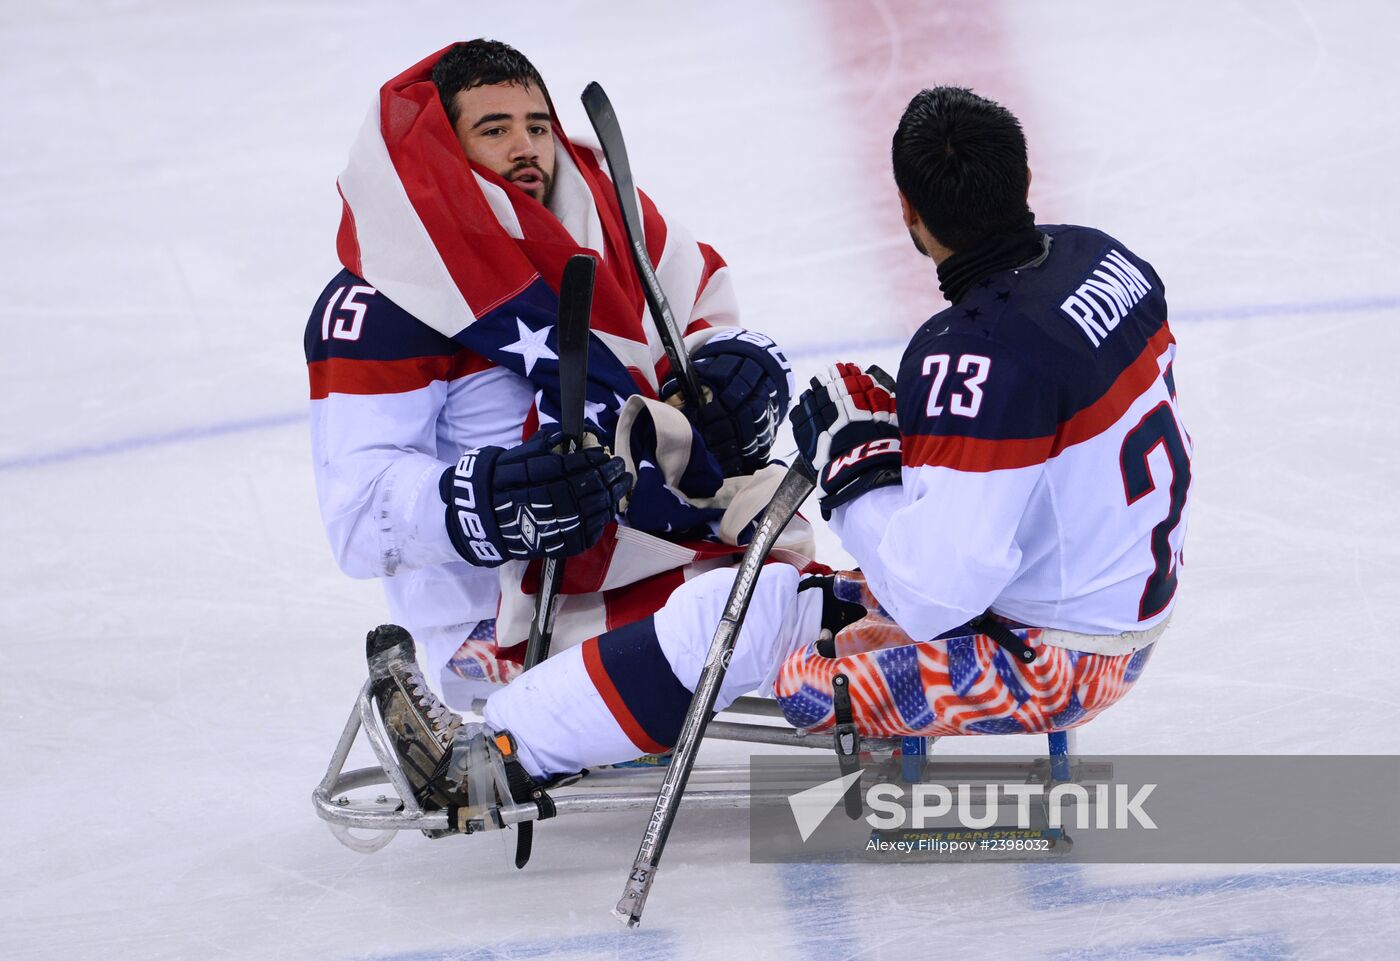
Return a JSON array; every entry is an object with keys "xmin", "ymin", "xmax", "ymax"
[{"xmin": 450, "ymin": 82, "xmax": 556, "ymax": 204}]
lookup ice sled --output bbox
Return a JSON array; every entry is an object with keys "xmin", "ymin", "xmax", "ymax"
[{"xmin": 311, "ymin": 677, "xmax": 1090, "ymax": 854}]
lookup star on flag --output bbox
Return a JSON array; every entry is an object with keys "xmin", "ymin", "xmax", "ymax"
[
  {"xmin": 583, "ymin": 397, "xmax": 609, "ymax": 427},
  {"xmin": 500, "ymin": 316, "xmax": 557, "ymax": 376}
]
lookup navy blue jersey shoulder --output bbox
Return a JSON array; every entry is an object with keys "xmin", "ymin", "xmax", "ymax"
[
  {"xmin": 304, "ymin": 269, "xmax": 462, "ymax": 364},
  {"xmin": 897, "ymin": 225, "xmax": 1168, "ymax": 440}
]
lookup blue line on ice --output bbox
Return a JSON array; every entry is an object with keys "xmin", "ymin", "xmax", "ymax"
[
  {"xmin": 1040, "ymin": 933, "xmax": 1290, "ymax": 961},
  {"xmin": 777, "ymin": 863, "xmax": 864, "ymax": 961},
  {"xmin": 2, "ymin": 293, "xmax": 1396, "ymax": 473},
  {"xmin": 780, "ymin": 292, "xmax": 1400, "ymax": 360},
  {"xmin": 350, "ymin": 929, "xmax": 676, "ymax": 961},
  {"xmin": 1018, "ymin": 862, "xmax": 1400, "ymax": 908},
  {"xmin": 0, "ymin": 410, "xmax": 306, "ymax": 472}
]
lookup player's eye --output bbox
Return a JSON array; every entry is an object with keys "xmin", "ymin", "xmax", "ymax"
[{"xmin": 529, "ymin": 124, "xmax": 549, "ymax": 137}]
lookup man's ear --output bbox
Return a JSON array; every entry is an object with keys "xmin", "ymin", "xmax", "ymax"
[
  {"xmin": 897, "ymin": 190, "xmax": 918, "ymax": 229},
  {"xmin": 1026, "ymin": 166, "xmax": 1033, "ymax": 200}
]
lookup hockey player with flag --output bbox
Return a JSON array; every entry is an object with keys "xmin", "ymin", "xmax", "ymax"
[{"xmin": 304, "ymin": 40, "xmax": 804, "ymax": 715}]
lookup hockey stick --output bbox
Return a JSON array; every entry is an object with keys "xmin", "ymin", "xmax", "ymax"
[
  {"xmin": 613, "ymin": 455, "xmax": 818, "ymax": 927},
  {"xmin": 580, "ymin": 81, "xmax": 704, "ymax": 410},
  {"xmin": 523, "ymin": 254, "xmax": 597, "ymax": 672}
]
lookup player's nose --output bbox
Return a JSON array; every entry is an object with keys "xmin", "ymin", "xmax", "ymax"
[{"xmin": 508, "ymin": 130, "xmax": 540, "ymax": 162}]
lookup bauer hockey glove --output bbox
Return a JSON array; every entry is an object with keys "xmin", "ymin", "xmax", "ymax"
[
  {"xmin": 790, "ymin": 363, "xmax": 902, "ymax": 519},
  {"xmin": 660, "ymin": 328, "xmax": 795, "ymax": 477},
  {"xmin": 441, "ymin": 428, "xmax": 632, "ymax": 567}
]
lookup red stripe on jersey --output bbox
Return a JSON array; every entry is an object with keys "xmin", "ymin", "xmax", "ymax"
[
  {"xmin": 903, "ymin": 432, "xmax": 1053, "ymax": 472},
  {"xmin": 903, "ymin": 326, "xmax": 1175, "ymax": 472},
  {"xmin": 1051, "ymin": 326, "xmax": 1175, "ymax": 454},
  {"xmin": 581, "ymin": 637, "xmax": 670, "ymax": 755},
  {"xmin": 308, "ymin": 350, "xmax": 493, "ymax": 400}
]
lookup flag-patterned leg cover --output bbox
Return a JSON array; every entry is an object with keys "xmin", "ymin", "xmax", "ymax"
[{"xmin": 774, "ymin": 571, "xmax": 1155, "ymax": 737}]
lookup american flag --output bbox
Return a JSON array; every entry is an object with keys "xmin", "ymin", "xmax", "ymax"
[{"xmin": 335, "ymin": 45, "xmax": 733, "ymax": 445}]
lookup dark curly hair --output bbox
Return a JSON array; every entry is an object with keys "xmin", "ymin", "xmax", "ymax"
[{"xmin": 431, "ymin": 39, "xmax": 549, "ymax": 125}]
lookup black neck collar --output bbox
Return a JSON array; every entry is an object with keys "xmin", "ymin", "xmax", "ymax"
[{"xmin": 936, "ymin": 226, "xmax": 1048, "ymax": 305}]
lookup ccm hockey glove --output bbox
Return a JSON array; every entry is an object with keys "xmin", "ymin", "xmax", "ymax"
[
  {"xmin": 790, "ymin": 363, "xmax": 901, "ymax": 519},
  {"xmin": 441, "ymin": 428, "xmax": 632, "ymax": 567},
  {"xmin": 661, "ymin": 329, "xmax": 794, "ymax": 477}
]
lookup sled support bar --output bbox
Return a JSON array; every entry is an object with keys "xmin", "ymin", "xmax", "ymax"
[{"xmin": 314, "ymin": 682, "xmax": 1096, "ymax": 849}]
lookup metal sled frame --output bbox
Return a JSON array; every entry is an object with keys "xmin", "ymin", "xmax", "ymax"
[{"xmin": 312, "ymin": 681, "xmax": 1081, "ymax": 852}]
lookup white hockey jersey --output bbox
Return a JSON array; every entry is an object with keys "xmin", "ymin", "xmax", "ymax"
[{"xmin": 831, "ymin": 225, "xmax": 1191, "ymax": 653}]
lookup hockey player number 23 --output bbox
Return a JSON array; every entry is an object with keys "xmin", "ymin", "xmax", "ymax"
[
  {"xmin": 1119, "ymin": 402, "xmax": 1190, "ymax": 621},
  {"xmin": 923, "ymin": 353, "xmax": 991, "ymax": 418}
]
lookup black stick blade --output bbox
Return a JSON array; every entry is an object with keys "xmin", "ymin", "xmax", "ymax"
[
  {"xmin": 523, "ymin": 253, "xmax": 597, "ymax": 674},
  {"xmin": 580, "ymin": 82, "xmax": 702, "ymax": 409},
  {"xmin": 556, "ymin": 254, "xmax": 596, "ymax": 445},
  {"xmin": 580, "ymin": 83, "xmax": 633, "ymax": 205}
]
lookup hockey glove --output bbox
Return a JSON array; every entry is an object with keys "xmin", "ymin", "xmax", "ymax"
[
  {"xmin": 790, "ymin": 362, "xmax": 901, "ymax": 519},
  {"xmin": 661, "ymin": 328, "xmax": 794, "ymax": 477},
  {"xmin": 441, "ymin": 428, "xmax": 632, "ymax": 567}
]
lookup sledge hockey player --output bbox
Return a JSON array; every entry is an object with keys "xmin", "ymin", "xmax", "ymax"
[
  {"xmin": 304, "ymin": 38, "xmax": 799, "ymax": 723},
  {"xmin": 358, "ymin": 85, "xmax": 1191, "ymax": 828}
]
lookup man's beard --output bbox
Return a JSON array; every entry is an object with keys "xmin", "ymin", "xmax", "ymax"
[
  {"xmin": 509, "ymin": 163, "xmax": 554, "ymax": 205},
  {"xmin": 908, "ymin": 226, "xmax": 928, "ymax": 257}
]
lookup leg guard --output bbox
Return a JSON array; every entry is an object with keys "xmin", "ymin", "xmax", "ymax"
[
  {"xmin": 485, "ymin": 563, "xmax": 822, "ymax": 779},
  {"xmin": 773, "ymin": 572, "xmax": 1157, "ymax": 737}
]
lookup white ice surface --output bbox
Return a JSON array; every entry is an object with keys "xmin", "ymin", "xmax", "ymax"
[{"xmin": 4, "ymin": 2, "xmax": 1400, "ymax": 959}]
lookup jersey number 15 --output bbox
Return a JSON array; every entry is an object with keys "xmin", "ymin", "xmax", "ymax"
[{"xmin": 319, "ymin": 285, "xmax": 376, "ymax": 342}]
